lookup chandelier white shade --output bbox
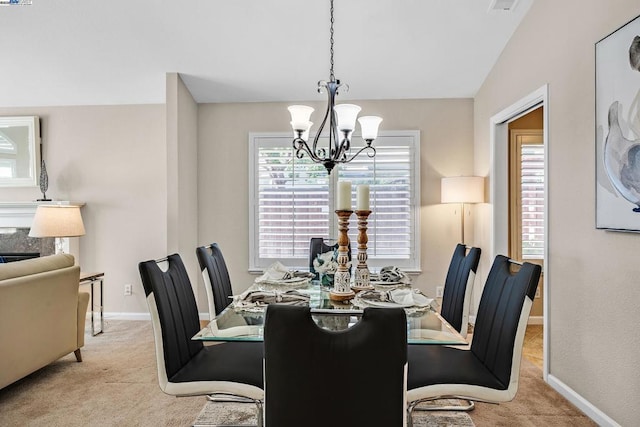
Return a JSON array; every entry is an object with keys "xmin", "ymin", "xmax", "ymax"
[
  {"xmin": 288, "ymin": 105, "xmax": 314, "ymax": 132},
  {"xmin": 333, "ymin": 104, "xmax": 361, "ymax": 132},
  {"xmin": 29, "ymin": 205, "xmax": 86, "ymax": 238},
  {"xmin": 358, "ymin": 116, "xmax": 383, "ymax": 140}
]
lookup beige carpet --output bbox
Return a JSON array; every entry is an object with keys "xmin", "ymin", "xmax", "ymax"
[{"xmin": 0, "ymin": 320, "xmax": 595, "ymax": 426}]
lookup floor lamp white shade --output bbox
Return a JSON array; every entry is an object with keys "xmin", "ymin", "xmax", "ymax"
[
  {"xmin": 441, "ymin": 176, "xmax": 484, "ymax": 244},
  {"xmin": 29, "ymin": 205, "xmax": 86, "ymax": 253}
]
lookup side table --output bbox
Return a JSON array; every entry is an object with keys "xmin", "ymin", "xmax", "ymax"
[{"xmin": 80, "ymin": 272, "xmax": 105, "ymax": 336}]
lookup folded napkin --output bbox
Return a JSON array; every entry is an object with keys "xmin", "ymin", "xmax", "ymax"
[
  {"xmin": 355, "ymin": 289, "xmax": 435, "ymax": 309},
  {"xmin": 233, "ymin": 289, "xmax": 310, "ymax": 310},
  {"xmin": 389, "ymin": 289, "xmax": 434, "ymax": 308},
  {"xmin": 374, "ymin": 266, "xmax": 412, "ymax": 285},
  {"xmin": 255, "ymin": 262, "xmax": 313, "ymax": 285}
]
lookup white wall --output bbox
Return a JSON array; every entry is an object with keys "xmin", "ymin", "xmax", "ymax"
[
  {"xmin": 197, "ymin": 99, "xmax": 475, "ymax": 298},
  {"xmin": 473, "ymin": 1, "xmax": 640, "ymax": 424},
  {"xmin": 0, "ymin": 104, "xmax": 167, "ymax": 315}
]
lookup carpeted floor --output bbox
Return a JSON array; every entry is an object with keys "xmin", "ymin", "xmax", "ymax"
[
  {"xmin": 194, "ymin": 400, "xmax": 475, "ymax": 426},
  {"xmin": 0, "ymin": 320, "xmax": 596, "ymax": 426}
]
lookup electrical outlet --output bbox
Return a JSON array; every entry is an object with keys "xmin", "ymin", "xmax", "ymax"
[
  {"xmin": 124, "ymin": 284, "xmax": 132, "ymax": 296},
  {"xmin": 535, "ymin": 288, "xmax": 541, "ymax": 298},
  {"xmin": 436, "ymin": 286, "xmax": 444, "ymax": 298}
]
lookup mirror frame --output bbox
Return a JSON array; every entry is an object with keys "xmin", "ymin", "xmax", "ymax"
[{"xmin": 0, "ymin": 116, "xmax": 40, "ymax": 188}]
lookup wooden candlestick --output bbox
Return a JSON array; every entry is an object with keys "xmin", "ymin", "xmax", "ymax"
[
  {"xmin": 330, "ymin": 210, "xmax": 355, "ymax": 301},
  {"xmin": 352, "ymin": 210, "xmax": 373, "ymax": 292}
]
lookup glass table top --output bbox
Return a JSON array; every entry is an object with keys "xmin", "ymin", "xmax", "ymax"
[{"xmin": 192, "ymin": 282, "xmax": 467, "ymax": 345}]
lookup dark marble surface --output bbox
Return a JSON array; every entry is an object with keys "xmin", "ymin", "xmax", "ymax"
[{"xmin": 0, "ymin": 227, "xmax": 54, "ymax": 257}]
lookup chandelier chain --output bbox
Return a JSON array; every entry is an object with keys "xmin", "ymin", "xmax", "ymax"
[{"xmin": 329, "ymin": 0, "xmax": 335, "ymax": 81}]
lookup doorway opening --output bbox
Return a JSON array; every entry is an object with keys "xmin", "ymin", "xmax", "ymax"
[
  {"xmin": 508, "ymin": 108, "xmax": 544, "ymax": 371},
  {"xmin": 489, "ymin": 85, "xmax": 549, "ymax": 380}
]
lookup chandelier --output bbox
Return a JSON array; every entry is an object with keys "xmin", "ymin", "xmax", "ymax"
[{"xmin": 287, "ymin": 0, "xmax": 382, "ymax": 174}]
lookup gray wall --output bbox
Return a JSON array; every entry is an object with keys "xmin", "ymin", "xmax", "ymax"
[{"xmin": 474, "ymin": 1, "xmax": 640, "ymax": 424}]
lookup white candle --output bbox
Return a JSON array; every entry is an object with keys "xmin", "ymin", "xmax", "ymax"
[
  {"xmin": 337, "ymin": 181, "xmax": 352, "ymax": 211},
  {"xmin": 357, "ymin": 185, "xmax": 370, "ymax": 211}
]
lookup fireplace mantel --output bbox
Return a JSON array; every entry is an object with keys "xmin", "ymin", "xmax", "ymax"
[{"xmin": 0, "ymin": 201, "xmax": 85, "ymax": 228}]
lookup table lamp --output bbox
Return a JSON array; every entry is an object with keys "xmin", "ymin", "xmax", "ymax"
[
  {"xmin": 441, "ymin": 176, "xmax": 484, "ymax": 245},
  {"xmin": 29, "ymin": 205, "xmax": 86, "ymax": 254}
]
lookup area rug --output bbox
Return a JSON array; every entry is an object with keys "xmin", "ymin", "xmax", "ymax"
[{"xmin": 194, "ymin": 400, "xmax": 475, "ymax": 426}]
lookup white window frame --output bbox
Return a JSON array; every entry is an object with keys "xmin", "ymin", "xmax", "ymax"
[{"xmin": 249, "ymin": 130, "xmax": 421, "ymax": 273}]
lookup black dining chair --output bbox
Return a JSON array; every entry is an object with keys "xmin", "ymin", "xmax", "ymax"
[
  {"xmin": 406, "ymin": 255, "xmax": 541, "ymax": 422},
  {"xmin": 308, "ymin": 237, "xmax": 351, "ymax": 280},
  {"xmin": 263, "ymin": 304, "xmax": 408, "ymax": 427},
  {"xmin": 196, "ymin": 243, "xmax": 233, "ymax": 320},
  {"xmin": 139, "ymin": 253, "xmax": 264, "ymax": 426},
  {"xmin": 440, "ymin": 244, "xmax": 481, "ymax": 338}
]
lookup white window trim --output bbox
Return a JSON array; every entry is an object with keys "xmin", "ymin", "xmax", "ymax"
[{"xmin": 248, "ymin": 130, "xmax": 421, "ymax": 273}]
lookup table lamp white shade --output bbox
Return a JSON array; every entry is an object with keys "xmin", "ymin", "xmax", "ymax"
[
  {"xmin": 441, "ymin": 176, "xmax": 484, "ymax": 204},
  {"xmin": 29, "ymin": 205, "xmax": 86, "ymax": 238},
  {"xmin": 441, "ymin": 176, "xmax": 484, "ymax": 244}
]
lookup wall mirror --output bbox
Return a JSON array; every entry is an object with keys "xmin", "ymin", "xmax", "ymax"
[{"xmin": 0, "ymin": 116, "xmax": 40, "ymax": 187}]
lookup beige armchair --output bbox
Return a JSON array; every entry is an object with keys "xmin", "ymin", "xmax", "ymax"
[{"xmin": 0, "ymin": 254, "xmax": 89, "ymax": 389}]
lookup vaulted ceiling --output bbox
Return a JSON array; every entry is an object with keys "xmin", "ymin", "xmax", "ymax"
[{"xmin": 0, "ymin": 0, "xmax": 532, "ymax": 107}]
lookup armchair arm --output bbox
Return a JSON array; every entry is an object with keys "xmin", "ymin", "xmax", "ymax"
[{"xmin": 77, "ymin": 291, "xmax": 90, "ymax": 348}]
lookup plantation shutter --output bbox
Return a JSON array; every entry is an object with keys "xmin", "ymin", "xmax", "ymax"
[
  {"xmin": 520, "ymin": 144, "xmax": 544, "ymax": 259},
  {"xmin": 249, "ymin": 132, "xmax": 420, "ymax": 271},
  {"xmin": 255, "ymin": 139, "xmax": 330, "ymax": 262},
  {"xmin": 338, "ymin": 138, "xmax": 415, "ymax": 262}
]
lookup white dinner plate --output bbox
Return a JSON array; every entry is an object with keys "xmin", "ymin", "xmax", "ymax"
[
  {"xmin": 255, "ymin": 277, "xmax": 310, "ymax": 285},
  {"xmin": 370, "ymin": 280, "xmax": 402, "ymax": 286},
  {"xmin": 362, "ymin": 299, "xmax": 414, "ymax": 308}
]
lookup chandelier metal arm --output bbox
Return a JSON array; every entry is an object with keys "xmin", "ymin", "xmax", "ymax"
[
  {"xmin": 344, "ymin": 143, "xmax": 376, "ymax": 163},
  {"xmin": 293, "ymin": 136, "xmax": 320, "ymax": 162},
  {"xmin": 313, "ymin": 79, "xmax": 342, "ymax": 158},
  {"xmin": 293, "ymin": 79, "xmax": 345, "ymax": 165}
]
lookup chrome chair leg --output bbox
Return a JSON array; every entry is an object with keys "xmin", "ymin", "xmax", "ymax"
[{"xmin": 410, "ymin": 397, "xmax": 475, "ymax": 412}]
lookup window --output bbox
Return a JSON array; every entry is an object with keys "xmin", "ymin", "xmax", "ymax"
[
  {"xmin": 509, "ymin": 129, "xmax": 544, "ymax": 261},
  {"xmin": 249, "ymin": 131, "xmax": 420, "ymax": 272},
  {"xmin": 0, "ymin": 135, "xmax": 17, "ymax": 178}
]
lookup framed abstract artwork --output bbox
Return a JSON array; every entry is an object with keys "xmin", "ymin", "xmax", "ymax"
[{"xmin": 595, "ymin": 14, "xmax": 640, "ymax": 231}]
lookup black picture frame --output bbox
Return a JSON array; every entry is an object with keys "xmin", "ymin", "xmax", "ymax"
[{"xmin": 595, "ymin": 14, "xmax": 640, "ymax": 232}]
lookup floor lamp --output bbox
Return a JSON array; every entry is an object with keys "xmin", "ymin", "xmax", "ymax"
[
  {"xmin": 29, "ymin": 205, "xmax": 86, "ymax": 254},
  {"xmin": 441, "ymin": 176, "xmax": 484, "ymax": 245}
]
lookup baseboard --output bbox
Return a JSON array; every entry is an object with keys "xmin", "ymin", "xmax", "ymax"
[
  {"xmin": 104, "ymin": 312, "xmax": 211, "ymax": 321},
  {"xmin": 527, "ymin": 315, "xmax": 543, "ymax": 325},
  {"xmin": 547, "ymin": 374, "xmax": 621, "ymax": 427}
]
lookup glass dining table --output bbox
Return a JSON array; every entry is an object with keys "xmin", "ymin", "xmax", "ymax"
[{"xmin": 192, "ymin": 281, "xmax": 467, "ymax": 346}]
